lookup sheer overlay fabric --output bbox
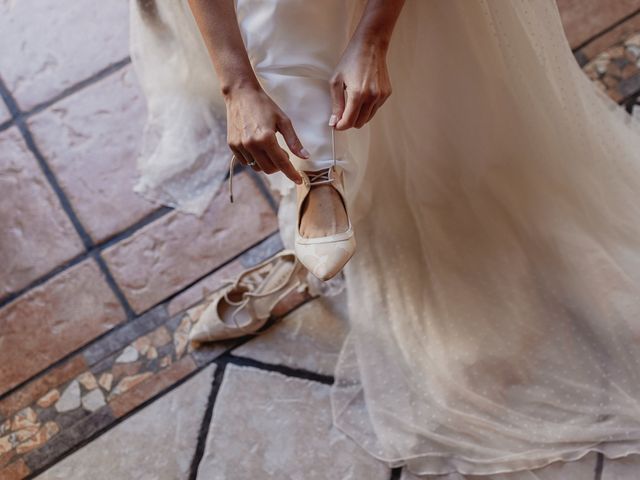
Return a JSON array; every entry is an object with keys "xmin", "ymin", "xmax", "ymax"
[{"xmin": 130, "ymin": 0, "xmax": 640, "ymax": 476}]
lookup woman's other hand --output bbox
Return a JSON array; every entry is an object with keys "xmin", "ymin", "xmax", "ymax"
[
  {"xmin": 329, "ymin": 38, "xmax": 392, "ymax": 130},
  {"xmin": 328, "ymin": 0, "xmax": 405, "ymax": 130},
  {"xmin": 224, "ymin": 83, "xmax": 307, "ymax": 184}
]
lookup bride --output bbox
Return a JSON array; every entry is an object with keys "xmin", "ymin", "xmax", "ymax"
[{"xmin": 130, "ymin": 0, "xmax": 640, "ymax": 477}]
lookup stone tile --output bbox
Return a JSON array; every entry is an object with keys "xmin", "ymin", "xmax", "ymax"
[
  {"xmin": 103, "ymin": 172, "xmax": 279, "ymax": 313},
  {"xmin": 167, "ymin": 260, "xmax": 246, "ymax": 317},
  {"xmin": 109, "ymin": 356, "xmax": 197, "ymax": 418},
  {"xmin": 0, "ymin": 127, "xmax": 84, "ymax": 298},
  {"xmin": 578, "ymin": 14, "xmax": 640, "ymax": 62},
  {"xmin": 399, "ymin": 452, "xmax": 599, "ymax": 479},
  {"xmin": 238, "ymin": 233, "xmax": 284, "ymax": 268},
  {"xmin": 82, "ymin": 305, "xmax": 167, "ymax": 366},
  {"xmin": 24, "ymin": 408, "xmax": 114, "ymax": 474},
  {"xmin": 196, "ymin": 365, "xmax": 389, "ymax": 480},
  {"xmin": 233, "ymin": 291, "xmax": 348, "ymax": 376},
  {"xmin": 28, "ymin": 67, "xmax": 154, "ymax": 243},
  {"xmin": 0, "ymin": 357, "xmax": 86, "ymax": 419},
  {"xmin": 0, "ymin": 259, "xmax": 126, "ymax": 396},
  {"xmin": 36, "ymin": 365, "xmax": 215, "ymax": 480},
  {"xmin": 0, "ymin": 0, "xmax": 129, "ymax": 111},
  {"xmin": 0, "ymin": 101, "xmax": 11, "ymax": 125},
  {"xmin": 602, "ymin": 453, "xmax": 640, "ymax": 479},
  {"xmin": 557, "ymin": 0, "xmax": 639, "ymax": 49}
]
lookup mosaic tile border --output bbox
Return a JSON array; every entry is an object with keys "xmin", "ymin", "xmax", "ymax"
[
  {"xmin": 580, "ymin": 31, "xmax": 640, "ymax": 102},
  {"xmin": 0, "ymin": 234, "xmax": 318, "ymax": 479}
]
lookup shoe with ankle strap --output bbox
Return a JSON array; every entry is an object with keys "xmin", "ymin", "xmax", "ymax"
[
  {"xmin": 294, "ymin": 162, "xmax": 356, "ymax": 281},
  {"xmin": 189, "ymin": 250, "xmax": 307, "ymax": 343}
]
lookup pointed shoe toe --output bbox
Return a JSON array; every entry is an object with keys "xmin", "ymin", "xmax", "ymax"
[
  {"xmin": 294, "ymin": 162, "xmax": 356, "ymax": 282},
  {"xmin": 295, "ymin": 236, "xmax": 356, "ymax": 281},
  {"xmin": 188, "ymin": 289, "xmax": 253, "ymax": 343}
]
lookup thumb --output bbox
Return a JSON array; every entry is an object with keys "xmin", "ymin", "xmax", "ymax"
[
  {"xmin": 277, "ymin": 116, "xmax": 310, "ymax": 159},
  {"xmin": 329, "ymin": 74, "xmax": 345, "ymax": 127}
]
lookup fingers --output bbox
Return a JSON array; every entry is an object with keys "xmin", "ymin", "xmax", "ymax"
[
  {"xmin": 354, "ymin": 98, "xmax": 376, "ymax": 129},
  {"xmin": 230, "ymin": 128, "xmax": 302, "ymax": 184},
  {"xmin": 335, "ymin": 88, "xmax": 362, "ymax": 131},
  {"xmin": 230, "ymin": 145, "xmax": 261, "ymax": 172},
  {"xmin": 334, "ymin": 85, "xmax": 392, "ymax": 130},
  {"xmin": 277, "ymin": 116, "xmax": 310, "ymax": 160},
  {"xmin": 245, "ymin": 143, "xmax": 277, "ymax": 174},
  {"xmin": 264, "ymin": 136, "xmax": 303, "ymax": 184},
  {"xmin": 329, "ymin": 74, "xmax": 346, "ymax": 127}
]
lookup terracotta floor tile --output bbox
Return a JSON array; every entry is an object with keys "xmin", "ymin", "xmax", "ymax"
[
  {"xmin": 578, "ymin": 13, "xmax": 640, "ymax": 61},
  {"xmin": 0, "ymin": 128, "xmax": 84, "ymax": 298},
  {"xmin": 0, "ymin": 356, "xmax": 86, "ymax": 419},
  {"xmin": 28, "ymin": 67, "xmax": 155, "ymax": 243},
  {"xmin": 166, "ymin": 260, "xmax": 245, "ymax": 316},
  {"xmin": 0, "ymin": 260, "xmax": 126, "ymax": 396},
  {"xmin": 0, "ymin": 0, "xmax": 129, "ymax": 111},
  {"xmin": 102, "ymin": 172, "xmax": 278, "ymax": 313},
  {"xmin": 557, "ymin": 0, "xmax": 639, "ymax": 49}
]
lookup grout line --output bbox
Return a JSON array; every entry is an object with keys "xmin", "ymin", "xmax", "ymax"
[
  {"xmin": 98, "ymin": 206, "xmax": 173, "ymax": 250},
  {"xmin": 0, "ymin": 206, "xmax": 172, "ymax": 309},
  {"xmin": 22, "ymin": 58, "xmax": 132, "ymax": 119},
  {"xmin": 14, "ymin": 293, "xmax": 320, "ymax": 475},
  {"xmin": 572, "ymin": 9, "xmax": 640, "ymax": 53},
  {"xmin": 594, "ymin": 452, "xmax": 604, "ymax": 480},
  {"xmin": 0, "ymin": 253, "xmax": 88, "ymax": 309},
  {"xmin": 621, "ymin": 89, "xmax": 640, "ymax": 111},
  {"xmin": 0, "ymin": 118, "xmax": 12, "ymax": 132},
  {"xmin": 157, "ymin": 230, "xmax": 281, "ymax": 311},
  {"xmin": 0, "ymin": 230, "xmax": 294, "ymax": 402},
  {"xmin": 91, "ymin": 251, "xmax": 136, "ymax": 320},
  {"xmin": 390, "ymin": 467, "xmax": 403, "ymax": 480},
  {"xmin": 188, "ymin": 363, "xmax": 227, "ymax": 480},
  {"xmin": 221, "ymin": 353, "xmax": 335, "ymax": 386},
  {"xmin": 247, "ymin": 167, "xmax": 280, "ymax": 214},
  {"xmin": 10, "ymin": 125, "xmax": 94, "ymax": 250},
  {"xmin": 0, "ymin": 56, "xmax": 130, "ymax": 133},
  {"xmin": 0, "ymin": 76, "xmax": 22, "ymax": 120}
]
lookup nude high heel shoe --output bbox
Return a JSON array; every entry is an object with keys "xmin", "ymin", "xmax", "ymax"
[
  {"xmin": 294, "ymin": 127, "xmax": 356, "ymax": 281},
  {"xmin": 189, "ymin": 250, "xmax": 307, "ymax": 343}
]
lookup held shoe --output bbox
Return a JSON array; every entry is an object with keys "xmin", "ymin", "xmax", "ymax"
[
  {"xmin": 295, "ymin": 164, "xmax": 356, "ymax": 281},
  {"xmin": 189, "ymin": 250, "xmax": 306, "ymax": 343}
]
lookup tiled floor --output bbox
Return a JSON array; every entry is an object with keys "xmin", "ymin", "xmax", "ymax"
[{"xmin": 1, "ymin": 1, "xmax": 640, "ymax": 479}]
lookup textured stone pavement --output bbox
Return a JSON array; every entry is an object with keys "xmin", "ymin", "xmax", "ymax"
[{"xmin": 1, "ymin": 1, "xmax": 640, "ymax": 479}]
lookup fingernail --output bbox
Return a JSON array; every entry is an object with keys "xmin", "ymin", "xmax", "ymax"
[
  {"xmin": 300, "ymin": 148, "xmax": 311, "ymax": 158},
  {"xmin": 328, "ymin": 114, "xmax": 338, "ymax": 127}
]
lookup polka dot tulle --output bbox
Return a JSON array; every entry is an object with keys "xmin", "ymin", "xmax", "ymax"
[{"xmin": 130, "ymin": 1, "xmax": 640, "ymax": 477}]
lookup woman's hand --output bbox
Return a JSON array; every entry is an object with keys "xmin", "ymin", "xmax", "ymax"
[
  {"xmin": 329, "ymin": 0, "xmax": 405, "ymax": 130},
  {"xmin": 329, "ymin": 39, "xmax": 392, "ymax": 130},
  {"xmin": 225, "ymin": 84, "xmax": 307, "ymax": 184}
]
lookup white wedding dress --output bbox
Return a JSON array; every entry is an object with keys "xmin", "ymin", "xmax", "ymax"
[{"xmin": 130, "ymin": 0, "xmax": 640, "ymax": 477}]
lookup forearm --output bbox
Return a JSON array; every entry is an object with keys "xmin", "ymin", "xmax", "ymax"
[
  {"xmin": 187, "ymin": 0, "xmax": 259, "ymax": 97},
  {"xmin": 351, "ymin": 0, "xmax": 406, "ymax": 51}
]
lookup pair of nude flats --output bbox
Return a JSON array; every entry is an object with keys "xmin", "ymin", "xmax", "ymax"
[{"xmin": 190, "ymin": 155, "xmax": 355, "ymax": 343}]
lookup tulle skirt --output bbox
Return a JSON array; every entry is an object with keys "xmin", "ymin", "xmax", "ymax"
[{"xmin": 130, "ymin": 0, "xmax": 640, "ymax": 477}]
